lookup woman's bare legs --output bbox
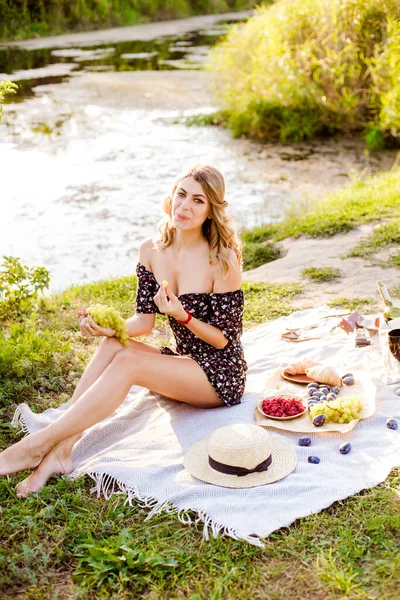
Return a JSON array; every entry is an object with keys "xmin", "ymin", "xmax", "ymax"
[
  {"xmin": 0, "ymin": 347, "xmax": 222, "ymax": 480},
  {"xmin": 15, "ymin": 337, "xmax": 161, "ymax": 496}
]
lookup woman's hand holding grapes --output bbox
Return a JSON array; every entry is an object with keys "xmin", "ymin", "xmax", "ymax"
[
  {"xmin": 153, "ymin": 284, "xmax": 187, "ymax": 322},
  {"xmin": 78, "ymin": 308, "xmax": 116, "ymax": 338}
]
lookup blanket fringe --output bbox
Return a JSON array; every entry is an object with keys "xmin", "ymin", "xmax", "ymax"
[
  {"xmin": 84, "ymin": 470, "xmax": 264, "ymax": 547},
  {"xmin": 11, "ymin": 405, "xmax": 29, "ymax": 435},
  {"xmin": 10, "ymin": 409, "xmax": 264, "ymax": 547}
]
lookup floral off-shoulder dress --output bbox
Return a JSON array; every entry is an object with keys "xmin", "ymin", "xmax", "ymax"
[{"xmin": 135, "ymin": 263, "xmax": 247, "ymax": 406}]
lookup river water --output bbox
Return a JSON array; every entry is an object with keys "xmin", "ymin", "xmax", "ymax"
[{"xmin": 0, "ymin": 12, "xmax": 396, "ymax": 292}]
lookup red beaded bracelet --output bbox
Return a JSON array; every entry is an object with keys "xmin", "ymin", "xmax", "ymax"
[{"xmin": 176, "ymin": 309, "xmax": 193, "ymax": 325}]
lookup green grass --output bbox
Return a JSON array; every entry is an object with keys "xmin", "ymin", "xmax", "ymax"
[
  {"xmin": 327, "ymin": 296, "xmax": 378, "ymax": 313},
  {"xmin": 1, "ymin": 276, "xmax": 399, "ymax": 599},
  {"xmin": 0, "ymin": 464, "xmax": 398, "ymax": 599},
  {"xmin": 301, "ymin": 267, "xmax": 342, "ymax": 283},
  {"xmin": 242, "ymin": 241, "xmax": 282, "ymax": 271},
  {"xmin": 240, "ymin": 169, "xmax": 400, "ymax": 270},
  {"xmin": 242, "ymin": 281, "xmax": 302, "ymax": 327},
  {"xmin": 241, "ymin": 169, "xmax": 400, "ymax": 246},
  {"xmin": 346, "ymin": 218, "xmax": 400, "ymax": 267}
]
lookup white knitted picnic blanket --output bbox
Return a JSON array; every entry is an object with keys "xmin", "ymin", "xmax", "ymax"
[{"xmin": 13, "ymin": 307, "xmax": 400, "ymax": 546}]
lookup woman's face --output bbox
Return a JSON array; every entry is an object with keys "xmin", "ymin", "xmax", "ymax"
[{"xmin": 171, "ymin": 176, "xmax": 210, "ymax": 231}]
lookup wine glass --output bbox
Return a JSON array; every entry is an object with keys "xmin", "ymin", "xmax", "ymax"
[{"xmin": 388, "ymin": 329, "xmax": 400, "ymax": 362}]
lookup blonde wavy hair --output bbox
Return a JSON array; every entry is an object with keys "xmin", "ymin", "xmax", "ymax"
[{"xmin": 156, "ymin": 165, "xmax": 242, "ymax": 276}]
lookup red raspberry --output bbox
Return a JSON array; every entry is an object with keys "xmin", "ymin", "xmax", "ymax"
[{"xmin": 261, "ymin": 394, "xmax": 304, "ymax": 417}]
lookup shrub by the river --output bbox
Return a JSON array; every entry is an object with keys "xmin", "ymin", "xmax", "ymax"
[
  {"xmin": 208, "ymin": 0, "xmax": 400, "ymax": 147},
  {"xmin": 0, "ymin": 81, "xmax": 17, "ymax": 120},
  {"xmin": 0, "ymin": 255, "xmax": 50, "ymax": 322},
  {"xmin": 0, "ymin": 1, "xmax": 257, "ymax": 40}
]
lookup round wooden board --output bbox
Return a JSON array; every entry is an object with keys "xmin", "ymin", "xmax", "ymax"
[{"xmin": 281, "ymin": 369, "xmax": 314, "ymax": 384}]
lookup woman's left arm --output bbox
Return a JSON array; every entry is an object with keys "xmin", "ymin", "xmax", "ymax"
[
  {"xmin": 153, "ymin": 252, "xmax": 242, "ymax": 350},
  {"xmin": 180, "ymin": 310, "xmax": 231, "ymax": 350}
]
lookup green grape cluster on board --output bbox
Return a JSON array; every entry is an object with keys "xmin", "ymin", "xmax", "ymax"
[
  {"xmin": 86, "ymin": 304, "xmax": 129, "ymax": 347},
  {"xmin": 309, "ymin": 395, "xmax": 362, "ymax": 424}
]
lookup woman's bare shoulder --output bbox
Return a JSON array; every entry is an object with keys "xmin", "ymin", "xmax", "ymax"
[
  {"xmin": 138, "ymin": 238, "xmax": 158, "ymax": 270},
  {"xmin": 212, "ymin": 250, "xmax": 242, "ymax": 293}
]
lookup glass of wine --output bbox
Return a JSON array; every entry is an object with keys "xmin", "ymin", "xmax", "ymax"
[{"xmin": 388, "ymin": 329, "xmax": 400, "ymax": 362}]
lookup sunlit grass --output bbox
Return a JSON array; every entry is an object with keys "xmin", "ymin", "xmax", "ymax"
[
  {"xmin": 327, "ymin": 296, "xmax": 377, "ymax": 312},
  {"xmin": 301, "ymin": 267, "xmax": 342, "ymax": 283},
  {"xmin": 242, "ymin": 241, "xmax": 282, "ymax": 271},
  {"xmin": 346, "ymin": 217, "xmax": 400, "ymax": 267},
  {"xmin": 242, "ymin": 169, "xmax": 400, "ymax": 245}
]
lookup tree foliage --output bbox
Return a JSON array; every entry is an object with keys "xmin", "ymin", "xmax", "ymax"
[{"xmin": 0, "ymin": 0, "xmax": 257, "ymax": 40}]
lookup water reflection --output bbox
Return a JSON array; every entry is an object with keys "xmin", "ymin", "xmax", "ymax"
[{"xmin": 0, "ymin": 26, "xmax": 228, "ymax": 101}]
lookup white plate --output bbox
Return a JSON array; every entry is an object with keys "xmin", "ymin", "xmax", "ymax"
[{"xmin": 256, "ymin": 396, "xmax": 306, "ymax": 420}]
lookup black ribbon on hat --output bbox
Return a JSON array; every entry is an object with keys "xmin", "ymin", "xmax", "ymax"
[{"xmin": 208, "ymin": 454, "xmax": 272, "ymax": 477}]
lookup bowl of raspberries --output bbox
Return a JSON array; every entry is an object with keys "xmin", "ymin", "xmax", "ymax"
[{"xmin": 257, "ymin": 394, "xmax": 306, "ymax": 420}]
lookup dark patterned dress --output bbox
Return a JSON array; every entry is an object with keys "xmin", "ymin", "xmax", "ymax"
[{"xmin": 135, "ymin": 263, "xmax": 247, "ymax": 406}]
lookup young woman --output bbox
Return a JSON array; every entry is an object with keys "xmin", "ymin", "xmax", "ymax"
[{"xmin": 0, "ymin": 164, "xmax": 248, "ymax": 497}]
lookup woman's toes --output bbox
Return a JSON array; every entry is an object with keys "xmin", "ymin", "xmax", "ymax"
[
  {"xmin": 15, "ymin": 477, "xmax": 33, "ymax": 498},
  {"xmin": 14, "ymin": 450, "xmax": 74, "ymax": 498}
]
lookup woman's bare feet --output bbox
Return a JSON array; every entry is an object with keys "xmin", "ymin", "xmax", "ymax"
[
  {"xmin": 16, "ymin": 447, "xmax": 74, "ymax": 498},
  {"xmin": 0, "ymin": 432, "xmax": 52, "ymax": 476}
]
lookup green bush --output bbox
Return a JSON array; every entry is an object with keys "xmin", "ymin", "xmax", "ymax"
[
  {"xmin": 208, "ymin": 0, "xmax": 400, "ymax": 146},
  {"xmin": 0, "ymin": 256, "xmax": 51, "ymax": 322},
  {"xmin": 0, "ymin": 256, "xmax": 50, "ymax": 322},
  {"xmin": 0, "ymin": 81, "xmax": 17, "ymax": 121}
]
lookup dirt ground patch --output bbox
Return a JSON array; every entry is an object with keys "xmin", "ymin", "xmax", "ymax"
[{"xmin": 243, "ymin": 224, "xmax": 400, "ymax": 308}]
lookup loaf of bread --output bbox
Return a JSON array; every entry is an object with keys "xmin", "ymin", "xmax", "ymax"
[{"xmin": 305, "ymin": 365, "xmax": 341, "ymax": 386}]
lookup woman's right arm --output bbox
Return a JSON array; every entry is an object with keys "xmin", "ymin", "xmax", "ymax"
[
  {"xmin": 78, "ymin": 310, "xmax": 154, "ymax": 339},
  {"xmin": 79, "ymin": 239, "xmax": 157, "ymax": 340},
  {"xmin": 126, "ymin": 312, "xmax": 155, "ymax": 337},
  {"xmin": 126, "ymin": 238, "xmax": 157, "ymax": 337}
]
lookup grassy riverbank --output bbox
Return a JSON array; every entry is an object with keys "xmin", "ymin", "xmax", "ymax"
[
  {"xmin": 242, "ymin": 168, "xmax": 400, "ymax": 271},
  {"xmin": 208, "ymin": 0, "xmax": 400, "ymax": 148},
  {"xmin": 0, "ymin": 274, "xmax": 399, "ymax": 598},
  {"xmin": 0, "ymin": 0, "xmax": 256, "ymax": 41}
]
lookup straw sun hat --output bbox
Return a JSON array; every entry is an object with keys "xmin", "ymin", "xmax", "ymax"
[{"xmin": 184, "ymin": 424, "xmax": 297, "ymax": 488}]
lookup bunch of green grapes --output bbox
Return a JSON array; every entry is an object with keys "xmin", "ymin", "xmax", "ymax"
[
  {"xmin": 86, "ymin": 304, "xmax": 129, "ymax": 347},
  {"xmin": 309, "ymin": 395, "xmax": 362, "ymax": 424}
]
